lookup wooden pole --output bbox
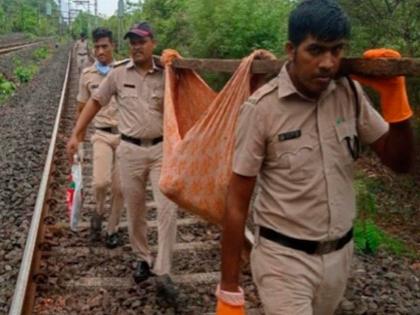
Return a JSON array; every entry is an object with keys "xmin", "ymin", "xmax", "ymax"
[{"xmin": 154, "ymin": 56, "xmax": 420, "ymax": 77}]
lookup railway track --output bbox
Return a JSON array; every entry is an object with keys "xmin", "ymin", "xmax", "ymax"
[
  {"xmin": 9, "ymin": 52, "xmax": 261, "ymax": 315},
  {"xmin": 0, "ymin": 40, "xmax": 46, "ymax": 56}
]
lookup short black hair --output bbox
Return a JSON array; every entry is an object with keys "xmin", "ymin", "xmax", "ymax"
[
  {"xmin": 92, "ymin": 27, "xmax": 113, "ymax": 43},
  {"xmin": 288, "ymin": 0, "xmax": 351, "ymax": 46}
]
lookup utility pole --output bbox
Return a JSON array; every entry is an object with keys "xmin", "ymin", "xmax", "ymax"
[
  {"xmin": 73, "ymin": 0, "xmax": 93, "ymax": 34},
  {"xmin": 68, "ymin": 0, "xmax": 71, "ymax": 32},
  {"xmin": 118, "ymin": 0, "xmax": 124, "ymax": 52},
  {"xmin": 58, "ymin": 0, "xmax": 63, "ymax": 35},
  {"xmin": 94, "ymin": 0, "xmax": 98, "ymax": 27}
]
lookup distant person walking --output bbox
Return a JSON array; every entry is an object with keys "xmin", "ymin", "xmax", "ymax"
[{"xmin": 74, "ymin": 32, "xmax": 90, "ymax": 74}]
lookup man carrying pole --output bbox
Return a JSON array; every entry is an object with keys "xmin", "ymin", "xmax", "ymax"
[{"xmin": 217, "ymin": 0, "xmax": 414, "ymax": 314}]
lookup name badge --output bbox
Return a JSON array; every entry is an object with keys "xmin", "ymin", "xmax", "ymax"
[
  {"xmin": 123, "ymin": 84, "xmax": 135, "ymax": 89},
  {"xmin": 278, "ymin": 130, "xmax": 301, "ymax": 141}
]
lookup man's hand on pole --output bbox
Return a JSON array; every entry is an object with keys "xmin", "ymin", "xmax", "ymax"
[{"xmin": 352, "ymin": 48, "xmax": 413, "ymax": 123}]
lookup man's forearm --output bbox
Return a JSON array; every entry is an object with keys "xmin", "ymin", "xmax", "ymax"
[
  {"xmin": 220, "ymin": 175, "xmax": 256, "ymax": 292},
  {"xmin": 73, "ymin": 98, "xmax": 101, "ymax": 139},
  {"xmin": 220, "ymin": 205, "xmax": 248, "ymax": 291},
  {"xmin": 76, "ymin": 102, "xmax": 86, "ymax": 119},
  {"xmin": 383, "ymin": 120, "xmax": 414, "ymax": 173}
]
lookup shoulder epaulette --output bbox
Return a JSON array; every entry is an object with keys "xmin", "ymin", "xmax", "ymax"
[
  {"xmin": 247, "ymin": 77, "xmax": 278, "ymax": 105},
  {"xmin": 114, "ymin": 58, "xmax": 130, "ymax": 68},
  {"xmin": 81, "ymin": 65, "xmax": 96, "ymax": 75}
]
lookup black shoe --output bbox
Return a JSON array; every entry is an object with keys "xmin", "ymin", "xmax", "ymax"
[
  {"xmin": 155, "ymin": 274, "xmax": 179, "ymax": 308},
  {"xmin": 90, "ymin": 214, "xmax": 103, "ymax": 242},
  {"xmin": 105, "ymin": 232, "xmax": 121, "ymax": 249},
  {"xmin": 133, "ymin": 261, "xmax": 152, "ymax": 283}
]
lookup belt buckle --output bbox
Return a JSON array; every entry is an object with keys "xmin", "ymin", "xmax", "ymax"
[
  {"xmin": 111, "ymin": 127, "xmax": 119, "ymax": 134},
  {"xmin": 141, "ymin": 138, "xmax": 153, "ymax": 147},
  {"xmin": 315, "ymin": 240, "xmax": 337, "ymax": 255}
]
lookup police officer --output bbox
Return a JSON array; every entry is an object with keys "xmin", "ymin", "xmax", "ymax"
[
  {"xmin": 75, "ymin": 27, "xmax": 123, "ymax": 248},
  {"xmin": 74, "ymin": 32, "xmax": 89, "ymax": 74},
  {"xmin": 67, "ymin": 22, "xmax": 178, "ymax": 304},
  {"xmin": 217, "ymin": 1, "xmax": 414, "ymax": 314}
]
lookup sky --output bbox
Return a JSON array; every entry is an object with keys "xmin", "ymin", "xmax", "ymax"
[
  {"xmin": 61, "ymin": 0, "xmax": 119, "ymax": 19},
  {"xmin": 97, "ymin": 0, "xmax": 119, "ymax": 17}
]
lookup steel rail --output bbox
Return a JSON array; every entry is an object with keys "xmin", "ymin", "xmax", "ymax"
[
  {"xmin": 0, "ymin": 41, "xmax": 46, "ymax": 56},
  {"xmin": 8, "ymin": 52, "xmax": 72, "ymax": 315}
]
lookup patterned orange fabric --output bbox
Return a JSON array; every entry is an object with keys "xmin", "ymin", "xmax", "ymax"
[{"xmin": 159, "ymin": 49, "xmax": 275, "ymax": 224}]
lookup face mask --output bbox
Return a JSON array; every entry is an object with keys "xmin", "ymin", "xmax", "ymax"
[{"xmin": 95, "ymin": 62, "xmax": 111, "ymax": 76}]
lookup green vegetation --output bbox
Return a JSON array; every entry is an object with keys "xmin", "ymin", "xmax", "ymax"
[
  {"xmin": 354, "ymin": 177, "xmax": 415, "ymax": 257},
  {"xmin": 0, "ymin": 74, "xmax": 16, "ymax": 103},
  {"xmin": 11, "ymin": 57, "xmax": 39, "ymax": 84},
  {"xmin": 0, "ymin": 1, "xmax": 60, "ymax": 36},
  {"xmin": 33, "ymin": 46, "xmax": 50, "ymax": 60},
  {"xmin": 14, "ymin": 64, "xmax": 38, "ymax": 83}
]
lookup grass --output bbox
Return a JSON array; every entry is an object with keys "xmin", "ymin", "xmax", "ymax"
[
  {"xmin": 14, "ymin": 64, "xmax": 38, "ymax": 83},
  {"xmin": 33, "ymin": 46, "xmax": 50, "ymax": 60},
  {"xmin": 0, "ymin": 74, "xmax": 15, "ymax": 103},
  {"xmin": 354, "ymin": 174, "xmax": 417, "ymax": 258}
]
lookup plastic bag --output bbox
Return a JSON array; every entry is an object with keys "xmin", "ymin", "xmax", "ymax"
[
  {"xmin": 159, "ymin": 49, "xmax": 275, "ymax": 224},
  {"xmin": 66, "ymin": 155, "xmax": 83, "ymax": 231}
]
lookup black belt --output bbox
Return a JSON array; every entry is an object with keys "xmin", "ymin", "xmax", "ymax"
[
  {"xmin": 78, "ymin": 53, "xmax": 88, "ymax": 56},
  {"xmin": 259, "ymin": 226, "xmax": 353, "ymax": 255},
  {"xmin": 95, "ymin": 126, "xmax": 119, "ymax": 134},
  {"xmin": 121, "ymin": 133, "xmax": 163, "ymax": 146}
]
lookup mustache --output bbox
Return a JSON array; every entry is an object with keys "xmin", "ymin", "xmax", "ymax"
[{"xmin": 315, "ymin": 71, "xmax": 333, "ymax": 78}]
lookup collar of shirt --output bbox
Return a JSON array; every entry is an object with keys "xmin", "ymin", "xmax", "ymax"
[
  {"xmin": 94, "ymin": 60, "xmax": 115, "ymax": 76},
  {"xmin": 277, "ymin": 63, "xmax": 337, "ymax": 102},
  {"xmin": 126, "ymin": 58, "xmax": 160, "ymax": 74}
]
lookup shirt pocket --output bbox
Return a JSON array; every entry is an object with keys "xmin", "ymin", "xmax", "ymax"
[
  {"xmin": 88, "ymin": 83, "xmax": 99, "ymax": 95},
  {"xmin": 120, "ymin": 86, "xmax": 138, "ymax": 99},
  {"xmin": 150, "ymin": 86, "xmax": 164, "ymax": 113},
  {"xmin": 273, "ymin": 134, "xmax": 314, "ymax": 170},
  {"xmin": 335, "ymin": 119, "xmax": 358, "ymax": 165}
]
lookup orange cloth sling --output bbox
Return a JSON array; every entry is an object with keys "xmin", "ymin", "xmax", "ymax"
[{"xmin": 159, "ymin": 49, "xmax": 274, "ymax": 224}]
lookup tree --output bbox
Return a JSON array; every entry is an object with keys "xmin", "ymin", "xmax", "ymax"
[{"xmin": 339, "ymin": 0, "xmax": 420, "ymax": 57}]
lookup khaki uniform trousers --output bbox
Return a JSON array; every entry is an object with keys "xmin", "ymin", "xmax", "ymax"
[
  {"xmin": 117, "ymin": 140, "xmax": 178, "ymax": 276},
  {"xmin": 77, "ymin": 54, "xmax": 88, "ymax": 74},
  {"xmin": 251, "ymin": 232, "xmax": 353, "ymax": 315},
  {"xmin": 91, "ymin": 130, "xmax": 123, "ymax": 234}
]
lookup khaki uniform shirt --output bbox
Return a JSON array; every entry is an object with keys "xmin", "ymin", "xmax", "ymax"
[
  {"xmin": 77, "ymin": 64, "xmax": 118, "ymax": 128},
  {"xmin": 234, "ymin": 65, "xmax": 388, "ymax": 241},
  {"xmin": 93, "ymin": 59, "xmax": 164, "ymax": 139},
  {"xmin": 75, "ymin": 39, "xmax": 88, "ymax": 55}
]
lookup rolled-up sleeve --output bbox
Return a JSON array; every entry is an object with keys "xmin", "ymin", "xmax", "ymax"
[
  {"xmin": 233, "ymin": 102, "xmax": 266, "ymax": 177},
  {"xmin": 93, "ymin": 70, "xmax": 117, "ymax": 107},
  {"xmin": 76, "ymin": 73, "xmax": 89, "ymax": 103},
  {"xmin": 355, "ymin": 81, "xmax": 389, "ymax": 144}
]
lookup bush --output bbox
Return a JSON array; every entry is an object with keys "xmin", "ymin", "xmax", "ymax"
[
  {"xmin": 33, "ymin": 47, "xmax": 50, "ymax": 60},
  {"xmin": 0, "ymin": 74, "xmax": 16, "ymax": 102},
  {"xmin": 14, "ymin": 65, "xmax": 38, "ymax": 83},
  {"xmin": 354, "ymin": 178, "xmax": 412, "ymax": 256}
]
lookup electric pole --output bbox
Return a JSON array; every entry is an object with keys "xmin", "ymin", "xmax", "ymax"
[
  {"xmin": 94, "ymin": 0, "xmax": 98, "ymax": 27},
  {"xmin": 58, "ymin": 0, "xmax": 62, "ymax": 35},
  {"xmin": 68, "ymin": 0, "xmax": 71, "ymax": 31},
  {"xmin": 118, "ymin": 0, "xmax": 125, "ymax": 52}
]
